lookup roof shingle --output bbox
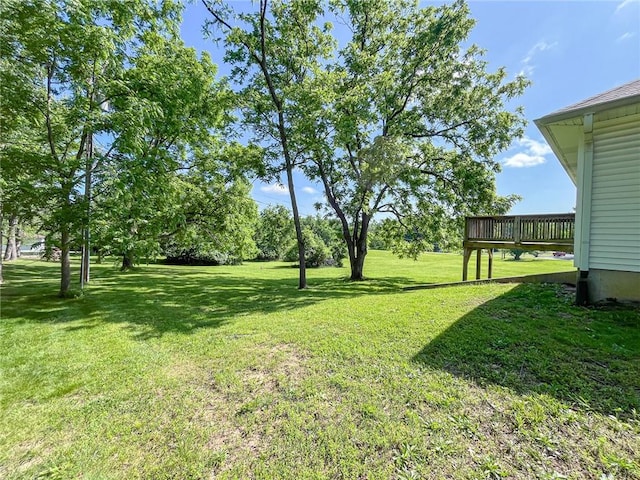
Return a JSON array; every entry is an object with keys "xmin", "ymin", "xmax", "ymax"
[{"xmin": 549, "ymin": 78, "xmax": 640, "ymax": 116}]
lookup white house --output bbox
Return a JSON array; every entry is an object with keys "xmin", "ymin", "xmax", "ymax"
[{"xmin": 535, "ymin": 79, "xmax": 640, "ymax": 303}]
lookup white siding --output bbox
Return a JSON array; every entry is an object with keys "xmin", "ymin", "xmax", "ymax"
[{"xmin": 589, "ymin": 114, "xmax": 640, "ymax": 272}]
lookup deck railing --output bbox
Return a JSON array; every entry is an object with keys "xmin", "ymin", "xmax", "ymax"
[
  {"xmin": 462, "ymin": 213, "xmax": 575, "ymax": 281},
  {"xmin": 465, "ymin": 213, "xmax": 575, "ymax": 245}
]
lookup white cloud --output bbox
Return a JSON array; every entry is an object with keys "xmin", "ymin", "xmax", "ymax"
[
  {"xmin": 302, "ymin": 186, "xmax": 318, "ymax": 194},
  {"xmin": 503, "ymin": 152, "xmax": 546, "ymax": 168},
  {"xmin": 519, "ymin": 137, "xmax": 553, "ymax": 156},
  {"xmin": 617, "ymin": 31, "xmax": 636, "ymax": 42},
  {"xmin": 615, "ymin": 0, "xmax": 635, "ymax": 14},
  {"xmin": 522, "ymin": 41, "xmax": 557, "ymax": 64},
  {"xmin": 520, "ymin": 40, "xmax": 558, "ymax": 77},
  {"xmin": 502, "ymin": 136, "xmax": 552, "ymax": 168},
  {"xmin": 260, "ymin": 183, "xmax": 289, "ymax": 195}
]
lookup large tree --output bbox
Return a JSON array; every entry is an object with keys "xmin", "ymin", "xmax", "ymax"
[
  {"xmin": 0, "ymin": 0, "xmax": 186, "ymax": 295},
  {"xmin": 202, "ymin": 0, "xmax": 335, "ymax": 289},
  {"xmin": 2, "ymin": 0, "xmax": 248, "ymax": 295},
  {"xmin": 94, "ymin": 146, "xmax": 260, "ymax": 269},
  {"xmin": 204, "ymin": 0, "xmax": 526, "ymax": 282},
  {"xmin": 303, "ymin": 0, "xmax": 527, "ymax": 279},
  {"xmin": 91, "ymin": 33, "xmax": 241, "ymax": 270}
]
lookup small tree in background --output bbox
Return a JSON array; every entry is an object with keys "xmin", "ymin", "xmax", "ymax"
[
  {"xmin": 509, "ymin": 249, "xmax": 538, "ymax": 261},
  {"xmin": 283, "ymin": 227, "xmax": 330, "ymax": 268},
  {"xmin": 254, "ymin": 205, "xmax": 295, "ymax": 261}
]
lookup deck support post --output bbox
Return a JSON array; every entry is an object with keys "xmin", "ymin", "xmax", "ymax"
[
  {"xmin": 462, "ymin": 248, "xmax": 472, "ymax": 281},
  {"xmin": 488, "ymin": 249, "xmax": 493, "ymax": 279},
  {"xmin": 475, "ymin": 249, "xmax": 482, "ymax": 280}
]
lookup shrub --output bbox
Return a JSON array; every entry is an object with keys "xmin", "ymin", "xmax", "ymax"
[
  {"xmin": 163, "ymin": 245, "xmax": 241, "ymax": 266},
  {"xmin": 283, "ymin": 227, "xmax": 331, "ymax": 267},
  {"xmin": 254, "ymin": 205, "xmax": 294, "ymax": 261},
  {"xmin": 509, "ymin": 249, "xmax": 538, "ymax": 261},
  {"xmin": 330, "ymin": 242, "xmax": 347, "ymax": 267}
]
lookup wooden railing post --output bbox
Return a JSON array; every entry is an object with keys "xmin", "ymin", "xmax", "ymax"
[{"xmin": 514, "ymin": 216, "xmax": 521, "ymax": 244}]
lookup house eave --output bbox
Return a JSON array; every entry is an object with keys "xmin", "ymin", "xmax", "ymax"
[
  {"xmin": 534, "ymin": 95, "xmax": 640, "ymax": 186},
  {"xmin": 535, "ymin": 121, "xmax": 578, "ymax": 185},
  {"xmin": 535, "ymin": 93, "xmax": 640, "ymax": 125}
]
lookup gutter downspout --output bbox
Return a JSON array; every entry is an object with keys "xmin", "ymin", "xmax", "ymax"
[{"xmin": 575, "ymin": 113, "xmax": 594, "ymax": 305}]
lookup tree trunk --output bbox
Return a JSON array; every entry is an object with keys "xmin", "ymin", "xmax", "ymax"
[
  {"xmin": 15, "ymin": 226, "xmax": 22, "ymax": 258},
  {"xmin": 121, "ymin": 251, "xmax": 134, "ymax": 271},
  {"xmin": 3, "ymin": 215, "xmax": 18, "ymax": 261},
  {"xmin": 80, "ymin": 131, "xmax": 93, "ymax": 287},
  {"xmin": 349, "ymin": 246, "xmax": 367, "ymax": 280},
  {"xmin": 59, "ymin": 224, "xmax": 72, "ymax": 297},
  {"xmin": 274, "ymin": 107, "xmax": 306, "ymax": 288},
  {"xmin": 0, "ymin": 214, "xmax": 4, "ymax": 285},
  {"xmin": 257, "ymin": 14, "xmax": 306, "ymax": 289},
  {"xmin": 285, "ymin": 161, "xmax": 306, "ymax": 289},
  {"xmin": 348, "ymin": 213, "xmax": 370, "ymax": 281}
]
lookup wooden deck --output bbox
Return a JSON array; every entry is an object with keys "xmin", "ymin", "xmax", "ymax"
[{"xmin": 463, "ymin": 213, "xmax": 575, "ymax": 281}]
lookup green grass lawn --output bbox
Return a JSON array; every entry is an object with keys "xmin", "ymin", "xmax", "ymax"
[{"xmin": 1, "ymin": 251, "xmax": 638, "ymax": 479}]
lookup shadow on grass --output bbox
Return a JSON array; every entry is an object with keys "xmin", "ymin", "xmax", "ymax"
[
  {"xmin": 413, "ymin": 283, "xmax": 640, "ymax": 418},
  {"xmin": 2, "ymin": 260, "xmax": 412, "ymax": 340}
]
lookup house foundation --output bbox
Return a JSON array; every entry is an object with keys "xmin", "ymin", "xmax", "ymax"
[{"xmin": 585, "ymin": 269, "xmax": 640, "ymax": 303}]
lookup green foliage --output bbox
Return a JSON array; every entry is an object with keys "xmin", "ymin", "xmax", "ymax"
[
  {"xmin": 283, "ymin": 226, "xmax": 330, "ymax": 267},
  {"xmin": 311, "ymin": 0, "xmax": 526, "ymax": 268},
  {"xmin": 373, "ymin": 217, "xmax": 463, "ymax": 258},
  {"xmin": 366, "ymin": 221, "xmax": 390, "ymax": 250},
  {"xmin": 0, "ymin": 0, "xmax": 186, "ymax": 291},
  {"xmin": 92, "ymin": 32, "xmax": 245, "ymax": 268},
  {"xmin": 301, "ymin": 215, "xmax": 347, "ymax": 266},
  {"xmin": 254, "ymin": 205, "xmax": 295, "ymax": 261},
  {"xmin": 280, "ymin": 216, "xmax": 347, "ymax": 267},
  {"xmin": 205, "ymin": 0, "xmax": 527, "ymax": 281},
  {"xmin": 1, "ymin": 0, "xmax": 256, "ymax": 288},
  {"xmin": 204, "ymin": 0, "xmax": 339, "ymax": 288},
  {"xmin": 255, "ymin": 210, "xmax": 346, "ymax": 266},
  {"xmin": 160, "ymin": 177, "xmax": 258, "ymax": 265},
  {"xmin": 163, "ymin": 246, "xmax": 242, "ymax": 266},
  {"xmin": 509, "ymin": 249, "xmax": 539, "ymax": 261}
]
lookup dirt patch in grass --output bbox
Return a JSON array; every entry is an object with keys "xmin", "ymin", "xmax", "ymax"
[
  {"xmin": 240, "ymin": 343, "xmax": 307, "ymax": 396},
  {"xmin": 200, "ymin": 343, "xmax": 310, "ymax": 475},
  {"xmin": 1, "ymin": 440, "xmax": 47, "ymax": 478},
  {"xmin": 162, "ymin": 358, "xmax": 204, "ymax": 383}
]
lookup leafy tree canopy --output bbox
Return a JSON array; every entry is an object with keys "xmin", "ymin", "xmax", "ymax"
[
  {"xmin": 204, "ymin": 0, "xmax": 528, "ymax": 281},
  {"xmin": 1, "ymin": 0, "xmax": 258, "ymax": 293},
  {"xmin": 254, "ymin": 205, "xmax": 295, "ymax": 261}
]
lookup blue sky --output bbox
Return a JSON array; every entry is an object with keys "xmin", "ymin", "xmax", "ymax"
[{"xmin": 180, "ymin": 0, "xmax": 640, "ymax": 216}]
